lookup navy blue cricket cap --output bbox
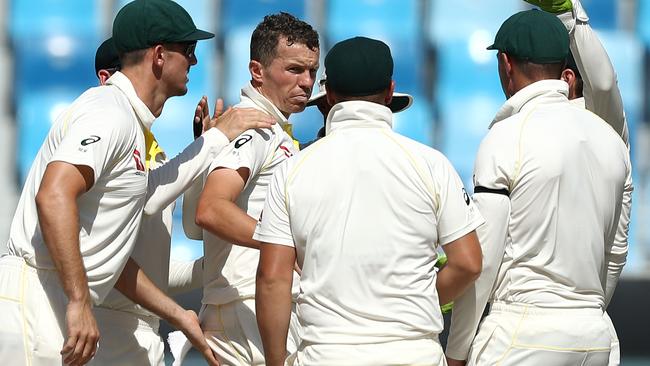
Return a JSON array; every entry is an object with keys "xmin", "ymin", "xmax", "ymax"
[
  {"xmin": 112, "ymin": 0, "xmax": 214, "ymax": 54},
  {"xmin": 325, "ymin": 36, "xmax": 394, "ymax": 96}
]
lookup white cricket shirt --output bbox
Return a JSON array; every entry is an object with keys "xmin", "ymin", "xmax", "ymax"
[
  {"xmin": 447, "ymin": 80, "xmax": 630, "ymax": 359},
  {"xmin": 254, "ymin": 101, "xmax": 484, "ymax": 345},
  {"xmin": 201, "ymin": 83, "xmax": 299, "ymax": 305},
  {"xmin": 6, "ymin": 71, "xmax": 153, "ymax": 304},
  {"xmin": 99, "ymin": 127, "xmax": 229, "ymax": 316}
]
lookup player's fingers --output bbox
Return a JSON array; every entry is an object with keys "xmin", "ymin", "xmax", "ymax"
[
  {"xmin": 213, "ymin": 98, "xmax": 224, "ymax": 119},
  {"xmin": 78, "ymin": 335, "xmax": 98, "ymax": 366},
  {"xmin": 61, "ymin": 334, "xmax": 78, "ymax": 362},
  {"xmin": 200, "ymin": 345, "xmax": 221, "ymax": 366},
  {"xmin": 64, "ymin": 334, "xmax": 85, "ymax": 365}
]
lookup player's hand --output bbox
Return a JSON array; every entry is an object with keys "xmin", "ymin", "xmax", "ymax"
[
  {"xmin": 176, "ymin": 309, "xmax": 221, "ymax": 366},
  {"xmin": 446, "ymin": 357, "xmax": 467, "ymax": 366},
  {"xmin": 194, "ymin": 96, "xmax": 226, "ymax": 139},
  {"xmin": 61, "ymin": 298, "xmax": 100, "ymax": 366},
  {"xmin": 215, "ymin": 108, "xmax": 276, "ymax": 141},
  {"xmin": 524, "ymin": 0, "xmax": 572, "ymax": 13}
]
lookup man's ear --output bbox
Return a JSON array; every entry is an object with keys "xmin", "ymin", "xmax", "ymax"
[
  {"xmin": 561, "ymin": 68, "xmax": 575, "ymax": 85},
  {"xmin": 249, "ymin": 60, "xmax": 264, "ymax": 84},
  {"xmin": 97, "ymin": 70, "xmax": 112, "ymax": 85},
  {"xmin": 152, "ymin": 44, "xmax": 165, "ymax": 68},
  {"xmin": 385, "ymin": 80, "xmax": 395, "ymax": 105}
]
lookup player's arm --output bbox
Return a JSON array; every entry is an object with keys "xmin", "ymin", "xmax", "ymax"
[
  {"xmin": 114, "ymin": 257, "xmax": 219, "ymax": 366},
  {"xmin": 195, "ymin": 168, "xmax": 260, "ymax": 249},
  {"xmin": 36, "ymin": 161, "xmax": 99, "ymax": 366},
  {"xmin": 437, "ymin": 231, "xmax": 482, "ymax": 305},
  {"xmin": 527, "ymin": 0, "xmax": 628, "ymax": 143},
  {"xmin": 446, "ymin": 191, "xmax": 510, "ymax": 365},
  {"xmin": 604, "ymin": 157, "xmax": 632, "ymax": 307},
  {"xmin": 167, "ymin": 257, "xmax": 204, "ymax": 296},
  {"xmin": 145, "ymin": 101, "xmax": 275, "ymax": 215},
  {"xmin": 256, "ymin": 243, "xmax": 295, "ymax": 366}
]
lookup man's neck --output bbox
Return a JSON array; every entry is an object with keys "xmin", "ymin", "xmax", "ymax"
[{"xmin": 121, "ymin": 67, "xmax": 166, "ymax": 118}]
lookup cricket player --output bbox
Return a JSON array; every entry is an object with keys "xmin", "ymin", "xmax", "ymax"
[
  {"xmin": 90, "ymin": 39, "xmax": 273, "ymax": 365},
  {"xmin": 536, "ymin": 1, "xmax": 632, "ymax": 364},
  {"xmin": 175, "ymin": 12, "xmax": 319, "ymax": 365},
  {"xmin": 254, "ymin": 36, "xmax": 483, "ymax": 366},
  {"xmin": 0, "ymin": 1, "xmax": 271, "ymax": 365},
  {"xmin": 301, "ymin": 71, "xmax": 413, "ymax": 148},
  {"xmin": 445, "ymin": 9, "xmax": 630, "ymax": 366}
]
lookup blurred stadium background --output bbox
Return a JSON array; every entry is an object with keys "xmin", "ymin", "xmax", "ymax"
[{"xmin": 0, "ymin": 0, "xmax": 647, "ymax": 364}]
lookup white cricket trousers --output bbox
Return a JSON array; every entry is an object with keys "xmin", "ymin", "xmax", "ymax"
[
  {"xmin": 89, "ymin": 306, "xmax": 164, "ymax": 366},
  {"xmin": 288, "ymin": 336, "xmax": 447, "ymax": 366},
  {"xmin": 201, "ymin": 298, "xmax": 301, "ymax": 366},
  {"xmin": 467, "ymin": 302, "xmax": 611, "ymax": 366},
  {"xmin": 0, "ymin": 255, "xmax": 68, "ymax": 365}
]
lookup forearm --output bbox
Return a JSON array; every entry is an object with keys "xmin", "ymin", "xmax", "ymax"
[
  {"xmin": 114, "ymin": 257, "xmax": 186, "ymax": 327},
  {"xmin": 197, "ymin": 199, "xmax": 260, "ymax": 249},
  {"xmin": 145, "ymin": 128, "xmax": 229, "ymax": 215},
  {"xmin": 446, "ymin": 192, "xmax": 510, "ymax": 360},
  {"xmin": 256, "ymin": 274, "xmax": 292, "ymax": 366},
  {"xmin": 605, "ymin": 174, "xmax": 632, "ymax": 306},
  {"xmin": 436, "ymin": 262, "xmax": 479, "ymax": 305},
  {"xmin": 36, "ymin": 190, "xmax": 91, "ymax": 304},
  {"xmin": 560, "ymin": 1, "xmax": 627, "ymax": 143},
  {"xmin": 182, "ymin": 178, "xmax": 204, "ymax": 240}
]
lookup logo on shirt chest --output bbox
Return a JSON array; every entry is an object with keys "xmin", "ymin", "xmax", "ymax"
[
  {"xmin": 133, "ymin": 149, "xmax": 145, "ymax": 172},
  {"xmin": 279, "ymin": 145, "xmax": 293, "ymax": 158}
]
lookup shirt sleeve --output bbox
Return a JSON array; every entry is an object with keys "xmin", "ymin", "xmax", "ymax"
[
  {"xmin": 49, "ymin": 110, "xmax": 131, "ymax": 184},
  {"xmin": 559, "ymin": 1, "xmax": 629, "ymax": 145},
  {"xmin": 434, "ymin": 155, "xmax": 485, "ymax": 245},
  {"xmin": 446, "ymin": 128, "xmax": 514, "ymax": 360},
  {"xmin": 605, "ymin": 154, "xmax": 632, "ymax": 307},
  {"xmin": 207, "ymin": 128, "xmax": 275, "ymax": 183},
  {"xmin": 252, "ymin": 160, "xmax": 294, "ymax": 247},
  {"xmin": 144, "ymin": 128, "xmax": 229, "ymax": 215}
]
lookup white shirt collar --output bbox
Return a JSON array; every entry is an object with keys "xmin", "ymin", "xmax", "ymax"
[
  {"xmin": 106, "ymin": 71, "xmax": 156, "ymax": 131},
  {"xmin": 491, "ymin": 79, "xmax": 569, "ymax": 128},
  {"xmin": 241, "ymin": 82, "xmax": 291, "ymax": 126},
  {"xmin": 325, "ymin": 101, "xmax": 393, "ymax": 135}
]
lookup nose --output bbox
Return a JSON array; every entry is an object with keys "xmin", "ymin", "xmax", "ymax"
[
  {"xmin": 298, "ymin": 70, "xmax": 315, "ymax": 92},
  {"xmin": 189, "ymin": 54, "xmax": 198, "ymax": 66}
]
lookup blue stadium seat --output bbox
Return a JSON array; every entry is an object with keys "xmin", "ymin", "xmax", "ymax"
[
  {"xmin": 393, "ymin": 97, "xmax": 435, "ymax": 146},
  {"xmin": 637, "ymin": 0, "xmax": 650, "ymax": 46},
  {"xmin": 114, "ymin": 0, "xmax": 215, "ymax": 34},
  {"xmin": 9, "ymin": 0, "xmax": 101, "ymax": 40},
  {"xmin": 597, "ymin": 30, "xmax": 643, "ymax": 151},
  {"xmin": 327, "ymin": 0, "xmax": 424, "ymax": 96},
  {"xmin": 580, "ymin": 0, "xmax": 617, "ymax": 30},
  {"xmin": 151, "ymin": 93, "xmax": 204, "ymax": 158},
  {"xmin": 223, "ymin": 27, "xmax": 256, "ymax": 106},
  {"xmin": 428, "ymin": 0, "xmax": 521, "ymax": 44},
  {"xmin": 220, "ymin": 0, "xmax": 306, "ymax": 32},
  {"xmin": 437, "ymin": 93, "xmax": 501, "ymax": 190},
  {"xmin": 290, "ymin": 105, "xmax": 325, "ymax": 144},
  {"xmin": 14, "ymin": 35, "xmax": 98, "ymax": 97},
  {"xmin": 435, "ymin": 35, "xmax": 502, "ymax": 184},
  {"xmin": 16, "ymin": 89, "xmax": 79, "ymax": 182}
]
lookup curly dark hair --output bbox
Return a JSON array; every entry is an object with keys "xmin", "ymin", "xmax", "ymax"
[{"xmin": 250, "ymin": 12, "xmax": 319, "ymax": 66}]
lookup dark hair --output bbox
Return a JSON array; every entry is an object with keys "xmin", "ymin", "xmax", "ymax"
[
  {"xmin": 119, "ymin": 49, "xmax": 148, "ymax": 68},
  {"xmin": 512, "ymin": 56, "xmax": 566, "ymax": 81},
  {"xmin": 250, "ymin": 12, "xmax": 319, "ymax": 66}
]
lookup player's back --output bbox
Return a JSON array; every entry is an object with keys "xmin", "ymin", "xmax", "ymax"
[
  {"xmin": 491, "ymin": 101, "xmax": 629, "ymax": 309},
  {"xmin": 283, "ymin": 101, "xmax": 480, "ymax": 344}
]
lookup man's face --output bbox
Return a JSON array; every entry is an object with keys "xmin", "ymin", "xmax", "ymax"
[
  {"xmin": 161, "ymin": 42, "xmax": 197, "ymax": 97},
  {"xmin": 258, "ymin": 37, "xmax": 319, "ymax": 117}
]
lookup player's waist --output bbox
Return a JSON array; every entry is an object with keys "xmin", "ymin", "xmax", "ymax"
[
  {"xmin": 94, "ymin": 306, "xmax": 160, "ymax": 333},
  {"xmin": 490, "ymin": 301, "xmax": 604, "ymax": 316}
]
